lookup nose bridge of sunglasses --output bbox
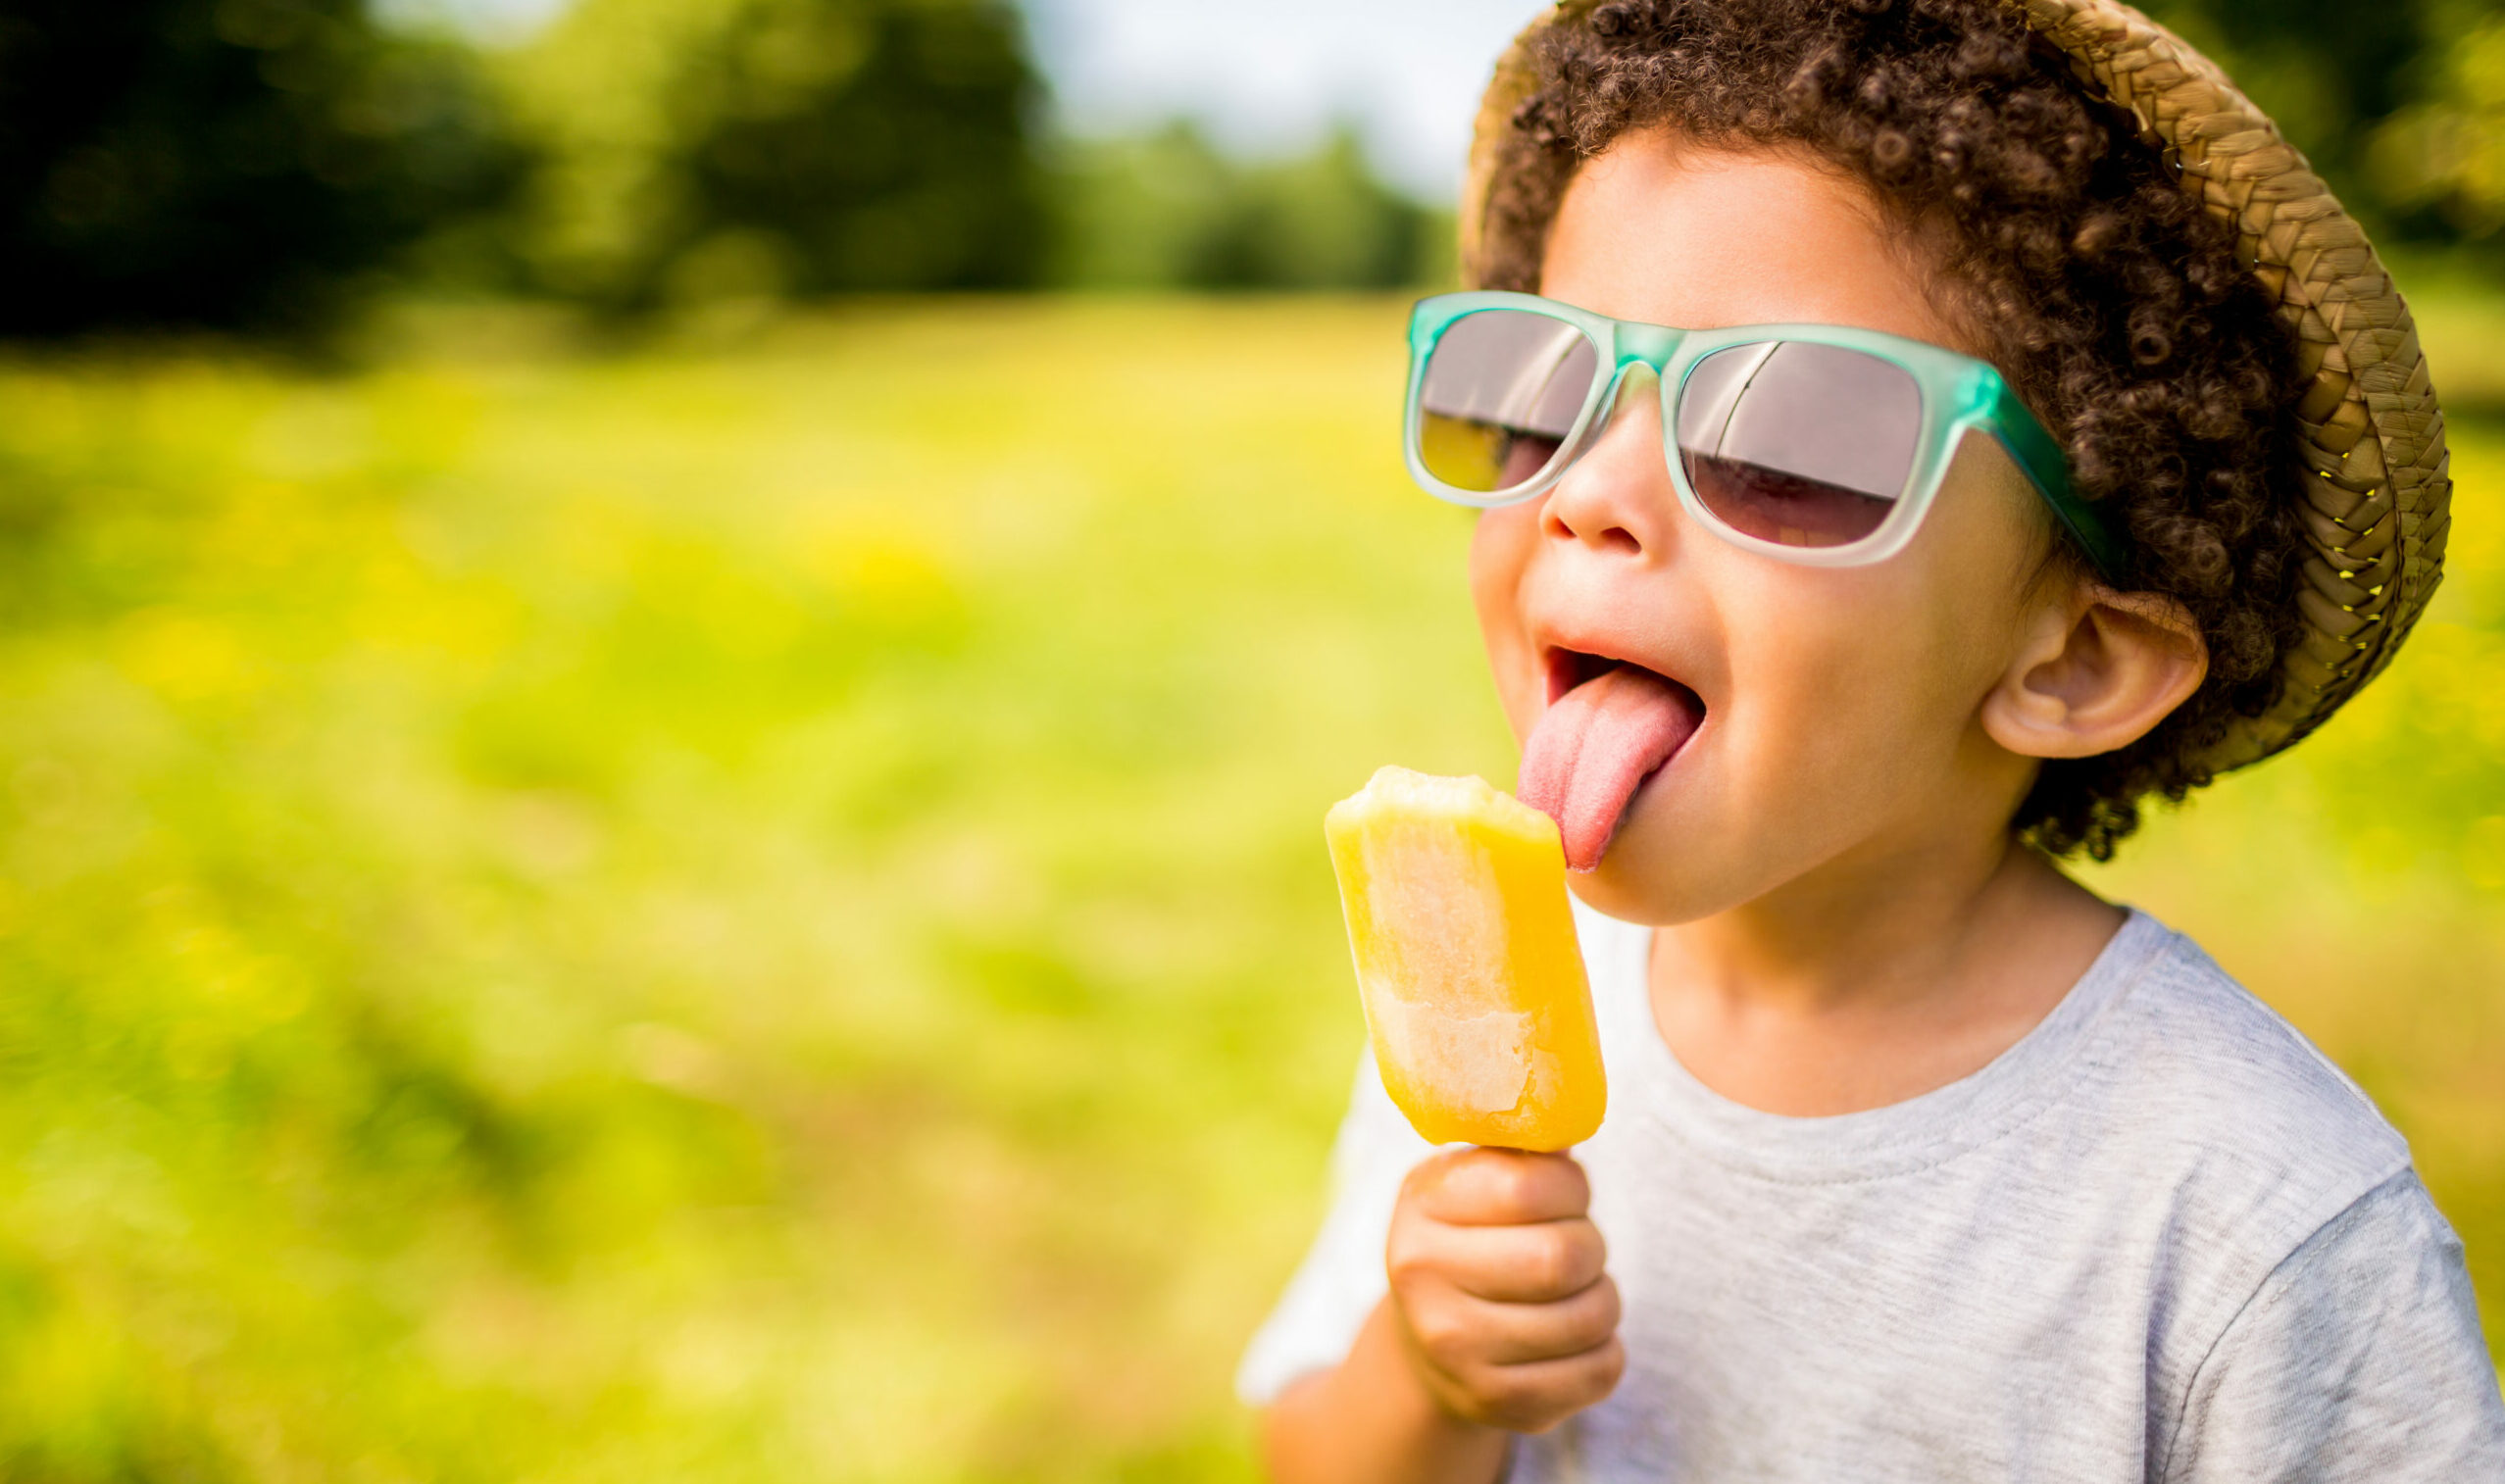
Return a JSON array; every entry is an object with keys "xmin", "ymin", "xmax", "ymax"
[
  {"xmin": 1615, "ymin": 321, "xmax": 1683, "ymax": 366},
  {"xmin": 1553, "ymin": 360, "xmax": 1666, "ymax": 475}
]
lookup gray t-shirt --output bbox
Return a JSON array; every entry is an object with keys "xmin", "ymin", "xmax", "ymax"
[{"xmin": 1239, "ymin": 905, "xmax": 2505, "ymax": 1480}]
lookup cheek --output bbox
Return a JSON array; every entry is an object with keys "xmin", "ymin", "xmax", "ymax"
[
  {"xmin": 1470, "ymin": 506, "xmax": 1545, "ymax": 734},
  {"xmin": 1714, "ymin": 567, "xmax": 1997, "ymax": 804},
  {"xmin": 1718, "ymin": 448, "xmax": 2044, "ymax": 794}
]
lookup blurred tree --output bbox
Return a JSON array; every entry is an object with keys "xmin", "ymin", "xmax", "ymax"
[
  {"xmin": 1209, "ymin": 128, "xmax": 1445, "ymax": 290},
  {"xmin": 1044, "ymin": 123, "xmax": 1238, "ymax": 290},
  {"xmin": 2133, "ymin": 0, "xmax": 2428, "ymax": 190},
  {"xmin": 1049, "ymin": 121, "xmax": 1451, "ymax": 292},
  {"xmin": 0, "ymin": 0, "xmax": 525, "ymax": 338},
  {"xmin": 2368, "ymin": 5, "xmax": 2505, "ymax": 242},
  {"xmin": 2130, "ymin": 0, "xmax": 2503, "ymax": 251},
  {"xmin": 501, "ymin": 0, "xmax": 1047, "ymax": 310}
]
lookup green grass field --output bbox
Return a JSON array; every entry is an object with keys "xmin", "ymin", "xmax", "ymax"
[{"xmin": 0, "ymin": 295, "xmax": 2498, "ymax": 1481}]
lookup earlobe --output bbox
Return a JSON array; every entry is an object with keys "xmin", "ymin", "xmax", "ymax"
[{"xmin": 1981, "ymin": 586, "xmax": 2209, "ymax": 761}]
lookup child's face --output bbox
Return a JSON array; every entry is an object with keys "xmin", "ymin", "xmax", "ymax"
[{"xmin": 1472, "ymin": 129, "xmax": 2065, "ymax": 925}]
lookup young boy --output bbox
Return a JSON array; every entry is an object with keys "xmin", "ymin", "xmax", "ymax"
[{"xmin": 1239, "ymin": 1, "xmax": 2505, "ymax": 1479}]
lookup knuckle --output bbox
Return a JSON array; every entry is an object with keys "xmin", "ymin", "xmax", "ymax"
[
  {"xmin": 1406, "ymin": 1148, "xmax": 1474, "ymax": 1203},
  {"xmin": 1481, "ymin": 1372, "xmax": 1562, "ymax": 1432},
  {"xmin": 1550, "ymin": 1154, "xmax": 1592, "ymax": 1211},
  {"xmin": 1533, "ymin": 1226, "xmax": 1600, "ymax": 1296},
  {"xmin": 1558, "ymin": 1286, "xmax": 1620, "ymax": 1352},
  {"xmin": 1385, "ymin": 1247, "xmax": 1432, "ymax": 1295},
  {"xmin": 1475, "ymin": 1366, "xmax": 1536, "ymax": 1415},
  {"xmin": 1384, "ymin": 1220, "xmax": 1428, "ymax": 1274},
  {"xmin": 1443, "ymin": 1376, "xmax": 1509, "ymax": 1430},
  {"xmin": 1526, "ymin": 1230, "xmax": 1577, "ymax": 1295},
  {"xmin": 1407, "ymin": 1305, "xmax": 1474, "ymax": 1368},
  {"xmin": 1561, "ymin": 1315, "xmax": 1614, "ymax": 1359},
  {"xmin": 1397, "ymin": 1156, "xmax": 1449, "ymax": 1211},
  {"xmin": 1590, "ymin": 1274, "xmax": 1625, "ymax": 1332},
  {"xmin": 1564, "ymin": 1224, "xmax": 1609, "ymax": 1288},
  {"xmin": 1485, "ymin": 1160, "xmax": 1536, "ymax": 1217},
  {"xmin": 1585, "ymin": 1338, "xmax": 1628, "ymax": 1401}
]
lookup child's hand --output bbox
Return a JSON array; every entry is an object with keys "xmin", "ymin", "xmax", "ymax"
[{"xmin": 1384, "ymin": 1146, "xmax": 1625, "ymax": 1433}]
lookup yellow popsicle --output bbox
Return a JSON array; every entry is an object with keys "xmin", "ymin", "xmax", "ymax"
[{"xmin": 1325, "ymin": 767, "xmax": 1606, "ymax": 1151}]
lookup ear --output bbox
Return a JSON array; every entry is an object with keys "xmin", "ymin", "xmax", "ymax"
[{"xmin": 1981, "ymin": 584, "xmax": 2208, "ymax": 761}]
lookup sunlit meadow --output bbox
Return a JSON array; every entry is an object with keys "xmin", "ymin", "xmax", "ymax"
[{"xmin": 0, "ymin": 292, "xmax": 2497, "ymax": 1480}]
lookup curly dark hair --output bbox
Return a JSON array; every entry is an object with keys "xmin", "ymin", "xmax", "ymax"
[{"xmin": 1477, "ymin": 0, "xmax": 2312, "ymax": 860}]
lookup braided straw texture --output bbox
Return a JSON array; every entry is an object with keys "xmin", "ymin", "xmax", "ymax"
[{"xmin": 1460, "ymin": 0, "xmax": 2451, "ymax": 773}]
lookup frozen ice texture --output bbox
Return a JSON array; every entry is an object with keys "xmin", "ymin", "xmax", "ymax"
[{"xmin": 1325, "ymin": 767, "xmax": 1606, "ymax": 1150}]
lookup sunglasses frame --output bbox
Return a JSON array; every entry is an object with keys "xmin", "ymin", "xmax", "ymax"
[{"xmin": 1403, "ymin": 291, "xmax": 2129, "ymax": 583}]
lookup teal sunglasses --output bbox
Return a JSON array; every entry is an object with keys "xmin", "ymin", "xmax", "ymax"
[{"xmin": 1403, "ymin": 291, "xmax": 2128, "ymax": 582}]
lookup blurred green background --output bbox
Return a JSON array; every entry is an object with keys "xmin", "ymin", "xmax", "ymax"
[{"xmin": 2, "ymin": 0, "xmax": 2502, "ymax": 1479}]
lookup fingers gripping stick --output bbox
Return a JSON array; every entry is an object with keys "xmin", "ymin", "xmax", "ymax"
[{"xmin": 1388, "ymin": 1147, "xmax": 1625, "ymax": 1434}]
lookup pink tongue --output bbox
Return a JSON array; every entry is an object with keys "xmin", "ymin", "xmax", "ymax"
[{"xmin": 1519, "ymin": 665, "xmax": 1700, "ymax": 871}]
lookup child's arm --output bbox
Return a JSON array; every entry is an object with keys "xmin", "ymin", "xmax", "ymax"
[{"xmin": 1260, "ymin": 1148, "xmax": 1625, "ymax": 1484}]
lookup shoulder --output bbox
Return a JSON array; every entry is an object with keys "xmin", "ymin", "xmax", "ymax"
[
  {"xmin": 2166, "ymin": 1166, "xmax": 2505, "ymax": 1479},
  {"xmin": 2064, "ymin": 915, "xmax": 2448, "ymax": 1392},
  {"xmin": 2083, "ymin": 913, "xmax": 2410, "ymax": 1227}
]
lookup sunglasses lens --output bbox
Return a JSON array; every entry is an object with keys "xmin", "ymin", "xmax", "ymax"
[
  {"xmin": 1675, "ymin": 342, "xmax": 1923, "ymax": 549},
  {"xmin": 1416, "ymin": 311, "xmax": 1601, "ymax": 494}
]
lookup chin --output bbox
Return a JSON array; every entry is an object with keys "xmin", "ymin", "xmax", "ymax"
[
  {"xmin": 1563, "ymin": 836, "xmax": 1741, "ymax": 928},
  {"xmin": 1559, "ymin": 763, "xmax": 1838, "ymax": 927}
]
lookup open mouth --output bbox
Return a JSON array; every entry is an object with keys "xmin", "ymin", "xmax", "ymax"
[{"xmin": 1521, "ymin": 647, "xmax": 1706, "ymax": 872}]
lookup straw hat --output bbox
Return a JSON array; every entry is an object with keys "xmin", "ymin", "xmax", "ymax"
[{"xmin": 1459, "ymin": 0, "xmax": 2451, "ymax": 773}]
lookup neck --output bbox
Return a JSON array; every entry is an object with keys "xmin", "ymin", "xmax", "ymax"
[
  {"xmin": 1648, "ymin": 820, "xmax": 2124, "ymax": 1115},
  {"xmin": 1665, "ymin": 820, "xmax": 2052, "ymax": 1012}
]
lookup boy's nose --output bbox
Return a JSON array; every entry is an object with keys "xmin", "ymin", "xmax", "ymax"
[{"xmin": 1541, "ymin": 365, "xmax": 1675, "ymax": 562}]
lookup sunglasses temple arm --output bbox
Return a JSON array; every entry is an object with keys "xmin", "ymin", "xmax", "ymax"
[{"xmin": 1979, "ymin": 390, "xmax": 2132, "ymax": 586}]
